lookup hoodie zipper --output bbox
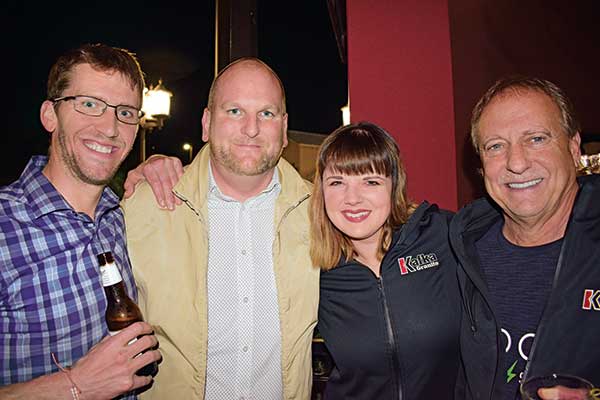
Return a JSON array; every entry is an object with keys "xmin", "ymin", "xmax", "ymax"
[
  {"xmin": 464, "ymin": 280, "xmax": 477, "ymax": 333},
  {"xmin": 365, "ymin": 207, "xmax": 436, "ymax": 400},
  {"xmin": 377, "ymin": 276, "xmax": 403, "ymax": 400},
  {"xmin": 457, "ymin": 232, "xmax": 502, "ymax": 398}
]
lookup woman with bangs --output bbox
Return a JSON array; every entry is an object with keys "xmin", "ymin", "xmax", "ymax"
[{"xmin": 311, "ymin": 122, "xmax": 462, "ymax": 399}]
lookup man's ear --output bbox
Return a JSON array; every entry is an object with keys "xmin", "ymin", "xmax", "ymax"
[
  {"xmin": 201, "ymin": 108, "xmax": 210, "ymax": 142},
  {"xmin": 40, "ymin": 100, "xmax": 58, "ymax": 133},
  {"xmin": 282, "ymin": 113, "xmax": 288, "ymax": 148},
  {"xmin": 569, "ymin": 132, "xmax": 582, "ymax": 167}
]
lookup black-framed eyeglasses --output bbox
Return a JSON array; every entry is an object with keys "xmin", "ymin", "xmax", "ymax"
[{"xmin": 52, "ymin": 95, "xmax": 145, "ymax": 125}]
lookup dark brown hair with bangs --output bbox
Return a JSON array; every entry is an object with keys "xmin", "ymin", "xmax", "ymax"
[{"xmin": 310, "ymin": 121, "xmax": 416, "ymax": 270}]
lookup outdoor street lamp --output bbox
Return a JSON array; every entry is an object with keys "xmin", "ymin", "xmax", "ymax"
[
  {"xmin": 140, "ymin": 79, "xmax": 173, "ymax": 161},
  {"xmin": 182, "ymin": 143, "xmax": 193, "ymax": 163},
  {"xmin": 341, "ymin": 103, "xmax": 350, "ymax": 126}
]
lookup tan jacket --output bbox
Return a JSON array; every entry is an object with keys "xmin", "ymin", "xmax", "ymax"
[{"xmin": 122, "ymin": 146, "xmax": 319, "ymax": 399}]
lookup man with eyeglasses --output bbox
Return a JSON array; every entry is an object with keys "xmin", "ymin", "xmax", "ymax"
[
  {"xmin": 52, "ymin": 95, "xmax": 144, "ymax": 126},
  {"xmin": 0, "ymin": 43, "xmax": 160, "ymax": 399}
]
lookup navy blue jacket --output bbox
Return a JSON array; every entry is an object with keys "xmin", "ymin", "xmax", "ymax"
[
  {"xmin": 318, "ymin": 202, "xmax": 462, "ymax": 400},
  {"xmin": 450, "ymin": 174, "xmax": 600, "ymax": 399}
]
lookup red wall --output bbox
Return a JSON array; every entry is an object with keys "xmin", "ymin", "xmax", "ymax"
[
  {"xmin": 346, "ymin": 0, "xmax": 458, "ymax": 210},
  {"xmin": 347, "ymin": 0, "xmax": 600, "ymax": 210},
  {"xmin": 448, "ymin": 0, "xmax": 600, "ymax": 206}
]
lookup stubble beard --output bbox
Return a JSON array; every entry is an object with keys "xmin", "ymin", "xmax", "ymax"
[
  {"xmin": 210, "ymin": 139, "xmax": 283, "ymax": 176},
  {"xmin": 57, "ymin": 127, "xmax": 118, "ymax": 186}
]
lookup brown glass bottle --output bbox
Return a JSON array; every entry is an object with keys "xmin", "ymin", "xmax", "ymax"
[{"xmin": 98, "ymin": 251, "xmax": 158, "ymax": 376}]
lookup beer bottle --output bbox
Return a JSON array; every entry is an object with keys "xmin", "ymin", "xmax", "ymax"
[{"xmin": 98, "ymin": 251, "xmax": 158, "ymax": 376}]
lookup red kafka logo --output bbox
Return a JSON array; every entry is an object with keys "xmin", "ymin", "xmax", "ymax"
[
  {"xmin": 582, "ymin": 289, "xmax": 600, "ymax": 311},
  {"xmin": 398, "ymin": 253, "xmax": 439, "ymax": 275}
]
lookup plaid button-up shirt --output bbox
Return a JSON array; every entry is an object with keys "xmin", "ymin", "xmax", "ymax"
[{"xmin": 0, "ymin": 156, "xmax": 137, "ymax": 396}]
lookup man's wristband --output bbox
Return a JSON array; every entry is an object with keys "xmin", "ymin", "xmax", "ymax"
[{"xmin": 51, "ymin": 353, "xmax": 82, "ymax": 400}]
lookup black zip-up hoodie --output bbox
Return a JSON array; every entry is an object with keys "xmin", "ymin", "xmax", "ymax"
[
  {"xmin": 318, "ymin": 202, "xmax": 462, "ymax": 400},
  {"xmin": 449, "ymin": 174, "xmax": 600, "ymax": 400}
]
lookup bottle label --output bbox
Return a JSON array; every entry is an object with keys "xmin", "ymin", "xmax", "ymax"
[{"xmin": 100, "ymin": 262, "xmax": 123, "ymax": 287}]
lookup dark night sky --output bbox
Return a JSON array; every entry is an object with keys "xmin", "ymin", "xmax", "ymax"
[{"xmin": 4, "ymin": 1, "xmax": 347, "ymax": 186}]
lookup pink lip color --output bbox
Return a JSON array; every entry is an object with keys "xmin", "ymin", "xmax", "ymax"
[{"xmin": 341, "ymin": 210, "xmax": 370, "ymax": 222}]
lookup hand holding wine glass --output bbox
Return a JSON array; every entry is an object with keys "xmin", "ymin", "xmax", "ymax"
[{"xmin": 521, "ymin": 374, "xmax": 600, "ymax": 400}]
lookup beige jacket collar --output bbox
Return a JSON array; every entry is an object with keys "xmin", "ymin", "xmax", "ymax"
[{"xmin": 172, "ymin": 144, "xmax": 311, "ymax": 217}]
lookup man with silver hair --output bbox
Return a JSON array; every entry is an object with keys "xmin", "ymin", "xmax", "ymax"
[{"xmin": 451, "ymin": 76, "xmax": 600, "ymax": 400}]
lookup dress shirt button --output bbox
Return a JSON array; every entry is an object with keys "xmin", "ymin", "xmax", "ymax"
[{"xmin": 242, "ymin": 346, "xmax": 248, "ymax": 352}]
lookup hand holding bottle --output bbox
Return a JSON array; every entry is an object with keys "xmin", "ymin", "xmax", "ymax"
[
  {"xmin": 69, "ymin": 321, "xmax": 161, "ymax": 400},
  {"xmin": 99, "ymin": 251, "xmax": 159, "ymax": 377}
]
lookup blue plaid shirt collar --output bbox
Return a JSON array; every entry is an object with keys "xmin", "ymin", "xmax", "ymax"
[{"xmin": 18, "ymin": 156, "xmax": 120, "ymax": 220}]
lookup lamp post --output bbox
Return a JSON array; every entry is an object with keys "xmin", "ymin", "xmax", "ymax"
[
  {"xmin": 182, "ymin": 143, "xmax": 193, "ymax": 163},
  {"xmin": 140, "ymin": 80, "xmax": 172, "ymax": 162}
]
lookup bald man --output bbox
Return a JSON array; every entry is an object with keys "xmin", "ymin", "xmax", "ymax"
[{"xmin": 122, "ymin": 58, "xmax": 319, "ymax": 400}]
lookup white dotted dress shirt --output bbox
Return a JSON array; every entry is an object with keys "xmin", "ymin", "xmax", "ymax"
[{"xmin": 205, "ymin": 163, "xmax": 283, "ymax": 400}]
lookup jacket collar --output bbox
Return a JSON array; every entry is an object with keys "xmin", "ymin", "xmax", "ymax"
[
  {"xmin": 449, "ymin": 196, "xmax": 503, "ymax": 301},
  {"xmin": 449, "ymin": 176, "xmax": 600, "ymax": 297},
  {"xmin": 451, "ymin": 196, "xmax": 502, "ymax": 238},
  {"xmin": 572, "ymin": 174, "xmax": 600, "ymax": 222},
  {"xmin": 172, "ymin": 145, "xmax": 311, "ymax": 214},
  {"xmin": 392, "ymin": 200, "xmax": 439, "ymax": 247},
  {"xmin": 172, "ymin": 145, "xmax": 211, "ymax": 212}
]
